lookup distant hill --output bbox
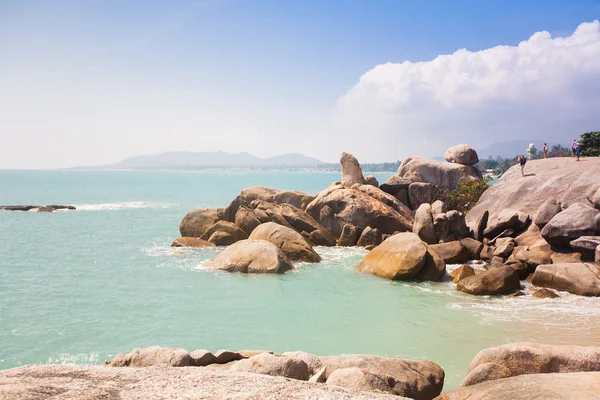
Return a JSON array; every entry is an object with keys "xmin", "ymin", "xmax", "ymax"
[{"xmin": 71, "ymin": 152, "xmax": 326, "ymax": 170}]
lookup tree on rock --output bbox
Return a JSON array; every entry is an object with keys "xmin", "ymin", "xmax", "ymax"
[{"xmin": 579, "ymin": 131, "xmax": 600, "ymax": 156}]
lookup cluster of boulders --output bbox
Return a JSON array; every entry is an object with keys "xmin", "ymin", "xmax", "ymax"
[{"xmin": 106, "ymin": 346, "xmax": 445, "ymax": 400}]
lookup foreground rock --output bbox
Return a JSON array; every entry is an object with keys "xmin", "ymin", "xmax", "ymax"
[
  {"xmin": 109, "ymin": 346, "xmax": 194, "ymax": 367},
  {"xmin": 0, "ymin": 365, "xmax": 401, "ymax": 400},
  {"xmin": 0, "ymin": 204, "xmax": 76, "ymax": 212},
  {"xmin": 321, "ymin": 354, "xmax": 444, "ymax": 400},
  {"xmin": 462, "ymin": 342, "xmax": 600, "ymax": 386},
  {"xmin": 467, "ymin": 157, "xmax": 600, "ymax": 231},
  {"xmin": 231, "ymin": 353, "xmax": 310, "ymax": 381},
  {"xmin": 171, "ymin": 237, "xmax": 216, "ymax": 248},
  {"xmin": 340, "ymin": 152, "xmax": 365, "ymax": 187},
  {"xmin": 358, "ymin": 233, "xmax": 446, "ymax": 281},
  {"xmin": 439, "ymin": 371, "xmax": 600, "ymax": 400},
  {"xmin": 204, "ymin": 240, "xmax": 294, "ymax": 274},
  {"xmin": 326, "ymin": 368, "xmax": 402, "ymax": 396},
  {"xmin": 456, "ymin": 266, "xmax": 520, "ymax": 295},
  {"xmin": 444, "ymin": 144, "xmax": 479, "ymax": 165},
  {"xmin": 569, "ymin": 236, "xmax": 600, "ymax": 258},
  {"xmin": 248, "ymin": 222, "xmax": 321, "ymax": 262},
  {"xmin": 541, "ymin": 203, "xmax": 600, "ymax": 248},
  {"xmin": 531, "ymin": 263, "xmax": 600, "ymax": 296}
]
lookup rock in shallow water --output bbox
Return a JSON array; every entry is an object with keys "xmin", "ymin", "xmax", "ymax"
[
  {"xmin": 456, "ymin": 266, "xmax": 520, "ymax": 295},
  {"xmin": 204, "ymin": 240, "xmax": 294, "ymax": 274},
  {"xmin": 248, "ymin": 222, "xmax": 320, "ymax": 262},
  {"xmin": 531, "ymin": 263, "xmax": 600, "ymax": 296}
]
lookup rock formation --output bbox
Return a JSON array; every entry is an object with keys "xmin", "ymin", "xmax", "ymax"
[
  {"xmin": 397, "ymin": 156, "xmax": 482, "ymax": 192},
  {"xmin": 203, "ymin": 240, "xmax": 294, "ymax": 274},
  {"xmin": 248, "ymin": 222, "xmax": 321, "ymax": 262},
  {"xmin": 231, "ymin": 353, "xmax": 310, "ymax": 381},
  {"xmin": 171, "ymin": 237, "xmax": 216, "ymax": 248},
  {"xmin": 456, "ymin": 266, "xmax": 520, "ymax": 295},
  {"xmin": 540, "ymin": 203, "xmax": 600, "ymax": 248},
  {"xmin": 531, "ymin": 263, "xmax": 600, "ymax": 296},
  {"xmin": 444, "ymin": 144, "xmax": 479, "ymax": 166},
  {"xmin": 340, "ymin": 152, "xmax": 365, "ymax": 187}
]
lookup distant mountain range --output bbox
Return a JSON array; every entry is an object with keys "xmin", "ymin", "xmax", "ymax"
[{"xmin": 71, "ymin": 152, "xmax": 326, "ymax": 170}]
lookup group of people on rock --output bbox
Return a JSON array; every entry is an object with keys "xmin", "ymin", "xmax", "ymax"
[{"xmin": 518, "ymin": 139, "xmax": 583, "ymax": 176}]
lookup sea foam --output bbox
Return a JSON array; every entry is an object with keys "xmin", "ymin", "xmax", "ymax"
[{"xmin": 75, "ymin": 202, "xmax": 175, "ymax": 211}]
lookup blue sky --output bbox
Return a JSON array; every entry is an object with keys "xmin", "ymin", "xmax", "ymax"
[{"xmin": 1, "ymin": 0, "xmax": 600, "ymax": 168}]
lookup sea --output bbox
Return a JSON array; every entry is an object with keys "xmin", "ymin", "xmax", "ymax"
[{"xmin": 1, "ymin": 170, "xmax": 599, "ymax": 390}]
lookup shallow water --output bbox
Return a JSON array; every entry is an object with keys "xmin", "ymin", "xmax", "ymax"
[{"xmin": 1, "ymin": 170, "xmax": 599, "ymax": 390}]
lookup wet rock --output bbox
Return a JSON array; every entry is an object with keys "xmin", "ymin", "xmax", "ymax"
[
  {"xmin": 457, "ymin": 266, "xmax": 520, "ymax": 295},
  {"xmin": 413, "ymin": 203, "xmax": 437, "ymax": 244},
  {"xmin": 204, "ymin": 240, "xmax": 294, "ymax": 274},
  {"xmin": 444, "ymin": 144, "xmax": 479, "ymax": 165},
  {"xmin": 531, "ymin": 288, "xmax": 560, "ymax": 298},
  {"xmin": 541, "ymin": 203, "xmax": 600, "ymax": 248},
  {"xmin": 450, "ymin": 264, "xmax": 475, "ymax": 283},
  {"xmin": 231, "ymin": 353, "xmax": 310, "ymax": 381},
  {"xmin": 109, "ymin": 346, "xmax": 193, "ymax": 367},
  {"xmin": 248, "ymin": 222, "xmax": 321, "ymax": 262},
  {"xmin": 429, "ymin": 241, "xmax": 469, "ymax": 264},
  {"xmin": 171, "ymin": 237, "xmax": 216, "ymax": 248},
  {"xmin": 340, "ymin": 152, "xmax": 365, "ymax": 187},
  {"xmin": 532, "ymin": 263, "xmax": 600, "ymax": 296}
]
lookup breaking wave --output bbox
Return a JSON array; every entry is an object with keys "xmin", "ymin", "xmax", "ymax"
[{"xmin": 75, "ymin": 202, "xmax": 175, "ymax": 211}]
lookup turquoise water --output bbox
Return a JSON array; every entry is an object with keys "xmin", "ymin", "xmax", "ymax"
[{"xmin": 1, "ymin": 170, "xmax": 599, "ymax": 390}]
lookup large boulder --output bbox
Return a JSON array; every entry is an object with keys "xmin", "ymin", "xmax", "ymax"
[
  {"xmin": 541, "ymin": 203, "xmax": 600, "ymax": 248},
  {"xmin": 408, "ymin": 182, "xmax": 435, "ymax": 210},
  {"xmin": 532, "ymin": 198, "xmax": 562, "ymax": 228},
  {"xmin": 532, "ymin": 263, "xmax": 600, "ymax": 296},
  {"xmin": 340, "ymin": 152, "xmax": 365, "ymax": 187},
  {"xmin": 462, "ymin": 342, "xmax": 600, "ymax": 386},
  {"xmin": 397, "ymin": 156, "xmax": 482, "ymax": 192},
  {"xmin": 204, "ymin": 240, "xmax": 294, "ymax": 274},
  {"xmin": 337, "ymin": 224, "xmax": 362, "ymax": 246},
  {"xmin": 569, "ymin": 236, "xmax": 600, "ymax": 258},
  {"xmin": 281, "ymin": 351, "xmax": 322, "ymax": 376},
  {"xmin": 240, "ymin": 187, "xmax": 281, "ymax": 203},
  {"xmin": 231, "ymin": 353, "xmax": 310, "ymax": 381},
  {"xmin": 248, "ymin": 222, "xmax": 321, "ymax": 262},
  {"xmin": 171, "ymin": 237, "xmax": 216, "ymax": 248},
  {"xmin": 306, "ymin": 187, "xmax": 413, "ymax": 238},
  {"xmin": 189, "ymin": 350, "xmax": 218, "ymax": 367},
  {"xmin": 320, "ymin": 354, "xmax": 444, "ymax": 400},
  {"xmin": 201, "ymin": 221, "xmax": 248, "ymax": 244},
  {"xmin": 467, "ymin": 157, "xmax": 600, "ymax": 232},
  {"xmin": 450, "ymin": 264, "xmax": 475, "ymax": 283},
  {"xmin": 512, "ymin": 248, "xmax": 552, "ymax": 272},
  {"xmin": 413, "ymin": 203, "xmax": 437, "ymax": 244},
  {"xmin": 109, "ymin": 346, "xmax": 193, "ymax": 367},
  {"xmin": 588, "ymin": 185, "xmax": 600, "ymax": 210},
  {"xmin": 234, "ymin": 206, "xmax": 262, "ymax": 235},
  {"xmin": 358, "ymin": 233, "xmax": 427, "ymax": 280},
  {"xmin": 273, "ymin": 190, "xmax": 315, "ymax": 210},
  {"xmin": 429, "ymin": 241, "xmax": 469, "ymax": 264},
  {"xmin": 482, "ymin": 209, "xmax": 530, "ymax": 239},
  {"xmin": 443, "ymin": 371, "xmax": 600, "ymax": 400},
  {"xmin": 364, "ymin": 175, "xmax": 379, "ymax": 187},
  {"xmin": 379, "ymin": 176, "xmax": 412, "ymax": 195},
  {"xmin": 179, "ymin": 208, "xmax": 223, "ymax": 238},
  {"xmin": 460, "ymin": 362, "xmax": 511, "ymax": 387},
  {"xmin": 351, "ymin": 184, "xmax": 414, "ymax": 219},
  {"xmin": 444, "ymin": 144, "xmax": 479, "ymax": 165},
  {"xmin": 326, "ymin": 368, "xmax": 400, "ymax": 396},
  {"xmin": 356, "ymin": 226, "xmax": 383, "ymax": 250},
  {"xmin": 415, "ymin": 246, "xmax": 447, "ymax": 281},
  {"xmin": 460, "ymin": 238, "xmax": 483, "ymax": 260},
  {"xmin": 457, "ymin": 266, "xmax": 520, "ymax": 295},
  {"xmin": 433, "ymin": 210, "xmax": 469, "ymax": 243}
]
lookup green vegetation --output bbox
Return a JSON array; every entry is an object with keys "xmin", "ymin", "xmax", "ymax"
[
  {"xmin": 438, "ymin": 179, "xmax": 490, "ymax": 214},
  {"xmin": 579, "ymin": 131, "xmax": 600, "ymax": 156}
]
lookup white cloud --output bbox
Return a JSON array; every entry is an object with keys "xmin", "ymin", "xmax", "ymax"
[{"xmin": 335, "ymin": 21, "xmax": 600, "ymax": 161}]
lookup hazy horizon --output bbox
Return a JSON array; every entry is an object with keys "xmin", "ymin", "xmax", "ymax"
[{"xmin": 1, "ymin": 1, "xmax": 600, "ymax": 169}]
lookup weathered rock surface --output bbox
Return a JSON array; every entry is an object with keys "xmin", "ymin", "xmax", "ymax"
[
  {"xmin": 463, "ymin": 342, "xmax": 600, "ymax": 386},
  {"xmin": 471, "ymin": 210, "xmax": 488, "ymax": 241},
  {"xmin": 326, "ymin": 368, "xmax": 400, "ymax": 396},
  {"xmin": 248, "ymin": 222, "xmax": 320, "ymax": 262},
  {"xmin": 512, "ymin": 248, "xmax": 552, "ymax": 272},
  {"xmin": 457, "ymin": 266, "xmax": 520, "ymax": 295},
  {"xmin": 460, "ymin": 362, "xmax": 511, "ymax": 387},
  {"xmin": 273, "ymin": 190, "xmax": 315, "ymax": 210},
  {"xmin": 109, "ymin": 346, "xmax": 193, "ymax": 367},
  {"xmin": 597, "ymin": 245, "xmax": 600, "ymax": 263},
  {"xmin": 358, "ymin": 233, "xmax": 428, "ymax": 280},
  {"xmin": 179, "ymin": 208, "xmax": 223, "ymax": 238},
  {"xmin": 531, "ymin": 288, "xmax": 559, "ymax": 298},
  {"xmin": 201, "ymin": 221, "xmax": 248, "ymax": 244},
  {"xmin": 493, "ymin": 239, "xmax": 515, "ymax": 258},
  {"xmin": 408, "ymin": 182, "xmax": 435, "ymax": 210},
  {"xmin": 589, "ymin": 186, "xmax": 600, "ymax": 210},
  {"xmin": 532, "ymin": 263, "xmax": 600, "ymax": 296},
  {"xmin": 415, "ymin": 246, "xmax": 447, "ymax": 282},
  {"xmin": 541, "ymin": 203, "xmax": 600, "ymax": 248},
  {"xmin": 433, "ymin": 210, "xmax": 469, "ymax": 243},
  {"xmin": 533, "ymin": 198, "xmax": 562, "ymax": 228},
  {"xmin": 235, "ymin": 205, "xmax": 262, "ymax": 234},
  {"xmin": 0, "ymin": 364, "xmax": 401, "ymax": 400},
  {"xmin": 171, "ymin": 237, "xmax": 216, "ymax": 248},
  {"xmin": 441, "ymin": 371, "xmax": 600, "ymax": 400},
  {"xmin": 444, "ymin": 144, "xmax": 479, "ymax": 166},
  {"xmin": 306, "ymin": 187, "xmax": 413, "ymax": 238},
  {"xmin": 379, "ymin": 176, "xmax": 412, "ymax": 195},
  {"xmin": 429, "ymin": 241, "xmax": 469, "ymax": 264},
  {"xmin": 450, "ymin": 264, "xmax": 475, "ymax": 283},
  {"xmin": 364, "ymin": 175, "xmax": 379, "ymax": 187},
  {"xmin": 281, "ymin": 351, "xmax": 322, "ymax": 376},
  {"xmin": 356, "ymin": 226, "xmax": 383, "ymax": 250},
  {"xmin": 215, "ymin": 349, "xmax": 244, "ymax": 364},
  {"xmin": 482, "ymin": 209, "xmax": 530, "ymax": 239},
  {"xmin": 460, "ymin": 238, "xmax": 483, "ymax": 259},
  {"xmin": 338, "ymin": 224, "xmax": 362, "ymax": 246},
  {"xmin": 467, "ymin": 157, "xmax": 600, "ymax": 231},
  {"xmin": 340, "ymin": 152, "xmax": 365, "ymax": 187},
  {"xmin": 413, "ymin": 203, "xmax": 437, "ymax": 244},
  {"xmin": 231, "ymin": 353, "xmax": 310, "ymax": 381},
  {"xmin": 397, "ymin": 156, "xmax": 482, "ymax": 192},
  {"xmin": 569, "ymin": 236, "xmax": 600, "ymax": 258},
  {"xmin": 204, "ymin": 240, "xmax": 294, "ymax": 274},
  {"xmin": 240, "ymin": 187, "xmax": 281, "ymax": 203},
  {"xmin": 320, "ymin": 354, "xmax": 445, "ymax": 400},
  {"xmin": 351, "ymin": 184, "xmax": 415, "ymax": 219},
  {"xmin": 190, "ymin": 350, "xmax": 218, "ymax": 366}
]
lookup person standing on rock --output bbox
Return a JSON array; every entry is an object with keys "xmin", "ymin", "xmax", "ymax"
[
  {"xmin": 518, "ymin": 155, "xmax": 526, "ymax": 176},
  {"xmin": 574, "ymin": 140, "xmax": 581, "ymax": 161},
  {"xmin": 571, "ymin": 140, "xmax": 577, "ymax": 158},
  {"xmin": 543, "ymin": 143, "xmax": 548, "ymax": 158}
]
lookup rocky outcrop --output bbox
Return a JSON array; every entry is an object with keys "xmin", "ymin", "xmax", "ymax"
[
  {"xmin": 397, "ymin": 157, "xmax": 482, "ymax": 192},
  {"xmin": 204, "ymin": 240, "xmax": 294, "ymax": 274},
  {"xmin": 413, "ymin": 203, "xmax": 437, "ymax": 244},
  {"xmin": 248, "ymin": 222, "xmax": 321, "ymax": 262},
  {"xmin": 281, "ymin": 351, "xmax": 323, "ymax": 376},
  {"xmin": 541, "ymin": 203, "xmax": 600, "ymax": 248},
  {"xmin": 0, "ymin": 204, "xmax": 76, "ymax": 212},
  {"xmin": 214, "ymin": 349, "xmax": 244, "ymax": 364},
  {"xmin": 433, "ymin": 210, "xmax": 469, "ymax": 242},
  {"xmin": 532, "ymin": 198, "xmax": 562, "ymax": 228},
  {"xmin": 180, "ymin": 208, "xmax": 223, "ymax": 238},
  {"xmin": 306, "ymin": 186, "xmax": 413, "ymax": 239},
  {"xmin": 364, "ymin": 175, "xmax": 379, "ymax": 187},
  {"xmin": 569, "ymin": 236, "xmax": 600, "ymax": 258},
  {"xmin": 531, "ymin": 263, "xmax": 600, "ymax": 296},
  {"xmin": 450, "ymin": 264, "xmax": 475, "ymax": 283},
  {"xmin": 320, "ymin": 354, "xmax": 444, "ymax": 400},
  {"xmin": 444, "ymin": 144, "xmax": 479, "ymax": 166},
  {"xmin": 358, "ymin": 233, "xmax": 446, "ymax": 281},
  {"xmin": 171, "ymin": 237, "xmax": 216, "ymax": 248},
  {"xmin": 201, "ymin": 221, "xmax": 249, "ymax": 245},
  {"xmin": 231, "ymin": 353, "xmax": 310, "ymax": 381},
  {"xmin": 429, "ymin": 241, "xmax": 469, "ymax": 264},
  {"xmin": 109, "ymin": 346, "xmax": 194, "ymax": 367},
  {"xmin": 0, "ymin": 364, "xmax": 401, "ymax": 400},
  {"xmin": 512, "ymin": 248, "xmax": 552, "ymax": 272},
  {"xmin": 482, "ymin": 209, "xmax": 530, "ymax": 239},
  {"xmin": 408, "ymin": 182, "xmax": 435, "ymax": 210},
  {"xmin": 273, "ymin": 191, "xmax": 315, "ymax": 210},
  {"xmin": 457, "ymin": 266, "xmax": 520, "ymax": 295},
  {"xmin": 356, "ymin": 226, "xmax": 382, "ymax": 250},
  {"xmin": 326, "ymin": 368, "xmax": 401, "ymax": 396},
  {"xmin": 531, "ymin": 288, "xmax": 559, "ymax": 298},
  {"xmin": 460, "ymin": 363, "xmax": 511, "ymax": 387},
  {"xmin": 441, "ymin": 371, "xmax": 600, "ymax": 400},
  {"xmin": 462, "ymin": 342, "xmax": 600, "ymax": 386},
  {"xmin": 337, "ymin": 224, "xmax": 362, "ymax": 246},
  {"xmin": 460, "ymin": 238, "xmax": 483, "ymax": 260},
  {"xmin": 190, "ymin": 350, "xmax": 218, "ymax": 366},
  {"xmin": 467, "ymin": 157, "xmax": 600, "ymax": 231},
  {"xmin": 340, "ymin": 152, "xmax": 365, "ymax": 187}
]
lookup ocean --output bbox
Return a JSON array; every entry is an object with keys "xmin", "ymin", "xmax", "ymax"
[{"xmin": 1, "ymin": 170, "xmax": 599, "ymax": 389}]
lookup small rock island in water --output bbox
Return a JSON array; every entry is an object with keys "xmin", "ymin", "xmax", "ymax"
[{"xmin": 3, "ymin": 145, "xmax": 600, "ymax": 399}]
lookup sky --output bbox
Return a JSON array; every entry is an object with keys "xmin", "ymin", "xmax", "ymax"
[{"xmin": 1, "ymin": 0, "xmax": 600, "ymax": 168}]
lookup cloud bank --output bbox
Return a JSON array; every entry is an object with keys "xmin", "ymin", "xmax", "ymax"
[{"xmin": 335, "ymin": 21, "xmax": 600, "ymax": 160}]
